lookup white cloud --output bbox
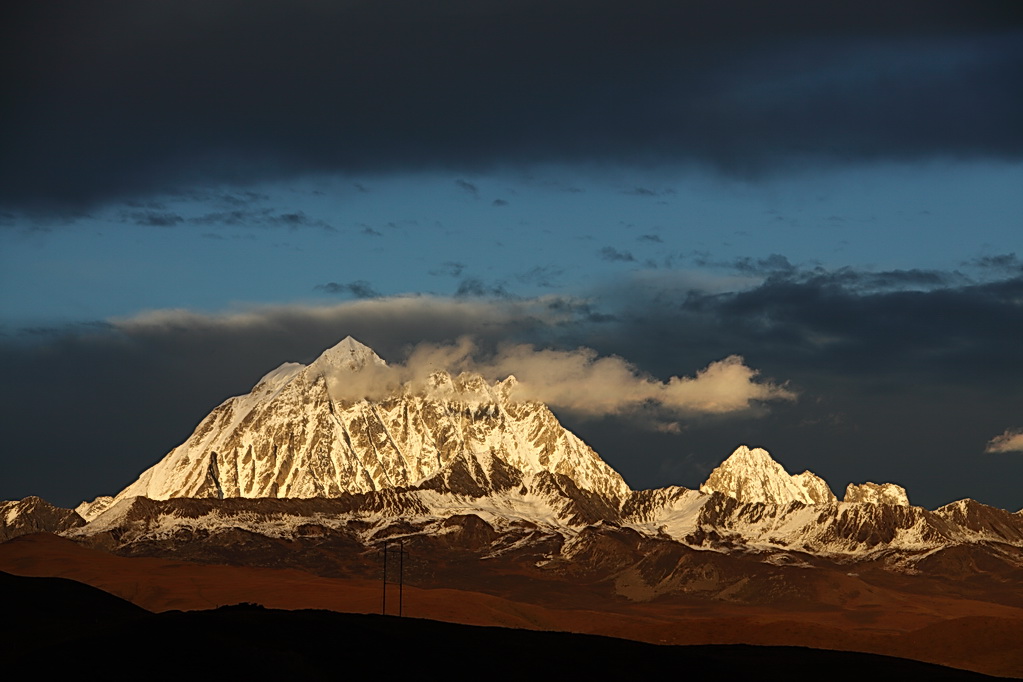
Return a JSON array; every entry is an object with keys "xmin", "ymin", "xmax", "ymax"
[
  {"xmin": 335, "ymin": 337, "xmax": 796, "ymax": 420},
  {"xmin": 481, "ymin": 344, "xmax": 794, "ymax": 416},
  {"xmin": 985, "ymin": 428, "xmax": 1023, "ymax": 453}
]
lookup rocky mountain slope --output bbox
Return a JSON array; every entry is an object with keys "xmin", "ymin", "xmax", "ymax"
[{"xmin": 0, "ymin": 497, "xmax": 84, "ymax": 542}]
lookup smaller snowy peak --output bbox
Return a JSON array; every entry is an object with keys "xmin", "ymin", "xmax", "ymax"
[
  {"xmin": 454, "ymin": 371, "xmax": 490, "ymax": 394},
  {"xmin": 452, "ymin": 372, "xmax": 504, "ymax": 403},
  {"xmin": 700, "ymin": 445, "xmax": 835, "ymax": 506},
  {"xmin": 425, "ymin": 370, "xmax": 454, "ymax": 392},
  {"xmin": 75, "ymin": 495, "xmax": 116, "ymax": 522},
  {"xmin": 1, "ymin": 496, "xmax": 85, "ymax": 541},
  {"xmin": 495, "ymin": 375, "xmax": 518, "ymax": 402},
  {"xmin": 250, "ymin": 362, "xmax": 304, "ymax": 396},
  {"xmin": 792, "ymin": 471, "xmax": 838, "ymax": 505},
  {"xmin": 933, "ymin": 498, "xmax": 1023, "ymax": 543},
  {"xmin": 308, "ymin": 336, "xmax": 387, "ymax": 373},
  {"xmin": 844, "ymin": 482, "xmax": 910, "ymax": 506},
  {"xmin": 422, "ymin": 370, "xmax": 512, "ymax": 405}
]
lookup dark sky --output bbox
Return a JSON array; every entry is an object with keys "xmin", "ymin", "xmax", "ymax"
[
  {"xmin": 2, "ymin": 1, "xmax": 1022, "ymax": 510},
  {"xmin": 3, "ymin": 0, "xmax": 1022, "ymax": 209}
]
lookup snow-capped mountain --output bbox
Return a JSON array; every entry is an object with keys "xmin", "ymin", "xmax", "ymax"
[
  {"xmin": 0, "ymin": 496, "xmax": 83, "ymax": 542},
  {"xmin": 699, "ymin": 445, "xmax": 837, "ymax": 505},
  {"xmin": 5, "ymin": 336, "xmax": 1021, "ymax": 585},
  {"xmin": 78, "ymin": 336, "xmax": 630, "ymax": 519},
  {"xmin": 844, "ymin": 481, "xmax": 910, "ymax": 506}
]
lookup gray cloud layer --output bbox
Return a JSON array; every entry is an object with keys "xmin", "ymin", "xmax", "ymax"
[{"xmin": 2, "ymin": 1, "xmax": 1021, "ymax": 210}]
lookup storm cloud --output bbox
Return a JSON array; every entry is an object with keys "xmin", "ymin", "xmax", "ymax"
[{"xmin": 3, "ymin": 0, "xmax": 1021, "ymax": 211}]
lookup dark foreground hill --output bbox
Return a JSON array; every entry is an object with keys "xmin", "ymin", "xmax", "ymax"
[{"xmin": 2, "ymin": 570, "xmax": 1004, "ymax": 681}]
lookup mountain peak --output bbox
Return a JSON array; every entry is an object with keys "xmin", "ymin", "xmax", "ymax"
[
  {"xmin": 700, "ymin": 445, "xmax": 836, "ymax": 506},
  {"xmin": 421, "ymin": 370, "xmax": 512, "ymax": 405},
  {"xmin": 844, "ymin": 482, "xmax": 910, "ymax": 506},
  {"xmin": 309, "ymin": 336, "xmax": 387, "ymax": 373},
  {"xmin": 100, "ymin": 337, "xmax": 631, "ymax": 506}
]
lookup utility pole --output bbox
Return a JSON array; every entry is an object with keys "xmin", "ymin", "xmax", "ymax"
[{"xmin": 381, "ymin": 539, "xmax": 406, "ymax": 617}]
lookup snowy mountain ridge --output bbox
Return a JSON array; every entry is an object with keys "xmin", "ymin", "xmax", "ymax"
[
  {"xmin": 79, "ymin": 336, "xmax": 630, "ymax": 518},
  {"xmin": 6, "ymin": 336, "xmax": 1016, "ymax": 572},
  {"xmin": 699, "ymin": 445, "xmax": 837, "ymax": 506}
]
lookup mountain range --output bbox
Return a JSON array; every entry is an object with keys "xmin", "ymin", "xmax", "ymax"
[
  {"xmin": 42, "ymin": 337, "xmax": 1018, "ymax": 563},
  {"xmin": 3, "ymin": 336, "xmax": 1023, "ymax": 677}
]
